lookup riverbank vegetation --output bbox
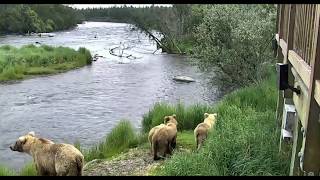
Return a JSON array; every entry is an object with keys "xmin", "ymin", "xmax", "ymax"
[
  {"xmin": 0, "ymin": 45, "xmax": 92, "ymax": 82},
  {"xmin": 0, "ymin": 163, "xmax": 37, "ymax": 176},
  {"xmin": 151, "ymin": 74, "xmax": 291, "ymax": 176},
  {"xmin": 83, "ymin": 120, "xmax": 145, "ymax": 162},
  {"xmin": 82, "ymin": 102, "xmax": 215, "ymax": 162},
  {"xmin": 0, "ymin": 4, "xmax": 82, "ymax": 34}
]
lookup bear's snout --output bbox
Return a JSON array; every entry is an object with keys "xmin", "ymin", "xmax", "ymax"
[{"xmin": 10, "ymin": 142, "xmax": 22, "ymax": 152}]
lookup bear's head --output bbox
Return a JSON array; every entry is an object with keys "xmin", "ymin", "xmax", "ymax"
[
  {"xmin": 164, "ymin": 114, "xmax": 178, "ymax": 125},
  {"xmin": 204, "ymin": 113, "xmax": 217, "ymax": 126},
  {"xmin": 10, "ymin": 131, "xmax": 36, "ymax": 154},
  {"xmin": 204, "ymin": 113, "xmax": 217, "ymax": 119}
]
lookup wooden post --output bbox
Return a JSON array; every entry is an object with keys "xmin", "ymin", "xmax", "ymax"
[
  {"xmin": 279, "ymin": 4, "xmax": 296, "ymax": 153},
  {"xmin": 290, "ymin": 115, "xmax": 303, "ymax": 175},
  {"xmin": 284, "ymin": 4, "xmax": 296, "ymax": 98},
  {"xmin": 276, "ymin": 4, "xmax": 281, "ymax": 34},
  {"xmin": 279, "ymin": 4, "xmax": 285, "ymax": 39},
  {"xmin": 300, "ymin": 5, "xmax": 320, "ymax": 175},
  {"xmin": 276, "ymin": 4, "xmax": 285, "ymax": 125}
]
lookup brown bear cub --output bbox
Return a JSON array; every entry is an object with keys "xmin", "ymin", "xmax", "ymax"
[
  {"xmin": 10, "ymin": 131, "xmax": 84, "ymax": 176},
  {"xmin": 194, "ymin": 113, "xmax": 217, "ymax": 150},
  {"xmin": 151, "ymin": 114, "xmax": 178, "ymax": 160}
]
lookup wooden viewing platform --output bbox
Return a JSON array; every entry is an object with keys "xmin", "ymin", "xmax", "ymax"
[{"xmin": 276, "ymin": 4, "xmax": 320, "ymax": 176}]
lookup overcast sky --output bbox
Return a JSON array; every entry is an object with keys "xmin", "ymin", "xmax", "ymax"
[{"xmin": 67, "ymin": 4, "xmax": 172, "ymax": 9}]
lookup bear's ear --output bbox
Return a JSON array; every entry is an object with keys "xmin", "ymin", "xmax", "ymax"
[
  {"xmin": 172, "ymin": 114, "xmax": 176, "ymax": 119},
  {"xmin": 28, "ymin": 131, "xmax": 35, "ymax": 137},
  {"xmin": 18, "ymin": 136, "xmax": 27, "ymax": 144},
  {"xmin": 204, "ymin": 113, "xmax": 209, "ymax": 118},
  {"xmin": 213, "ymin": 113, "xmax": 218, "ymax": 118},
  {"xmin": 164, "ymin": 116, "xmax": 170, "ymax": 123}
]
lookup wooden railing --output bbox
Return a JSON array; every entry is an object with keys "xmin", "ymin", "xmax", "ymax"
[
  {"xmin": 280, "ymin": 4, "xmax": 290, "ymax": 42},
  {"xmin": 293, "ymin": 5, "xmax": 317, "ymax": 66}
]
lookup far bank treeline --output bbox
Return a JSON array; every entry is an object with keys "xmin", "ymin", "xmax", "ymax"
[
  {"xmin": 79, "ymin": 5, "xmax": 196, "ymax": 54},
  {"xmin": 0, "ymin": 4, "xmax": 83, "ymax": 34}
]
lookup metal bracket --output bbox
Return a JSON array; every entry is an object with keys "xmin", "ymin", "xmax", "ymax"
[
  {"xmin": 288, "ymin": 84, "xmax": 301, "ymax": 95},
  {"xmin": 301, "ymin": 127, "xmax": 305, "ymax": 138},
  {"xmin": 298, "ymin": 151, "xmax": 304, "ymax": 170},
  {"xmin": 298, "ymin": 148, "xmax": 319, "ymax": 176},
  {"xmin": 307, "ymin": 172, "xmax": 315, "ymax": 176},
  {"xmin": 276, "ymin": 63, "xmax": 301, "ymax": 95}
]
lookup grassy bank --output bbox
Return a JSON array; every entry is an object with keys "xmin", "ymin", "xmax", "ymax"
[
  {"xmin": 0, "ymin": 45, "xmax": 92, "ymax": 82},
  {"xmin": 142, "ymin": 102, "xmax": 214, "ymax": 132},
  {"xmin": 0, "ymin": 166, "xmax": 16, "ymax": 176},
  {"xmin": 83, "ymin": 120, "xmax": 146, "ymax": 162},
  {"xmin": 151, "ymin": 75, "xmax": 291, "ymax": 176},
  {"xmin": 0, "ymin": 163, "xmax": 37, "ymax": 176}
]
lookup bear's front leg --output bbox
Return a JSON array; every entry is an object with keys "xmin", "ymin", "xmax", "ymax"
[
  {"xmin": 35, "ymin": 163, "xmax": 49, "ymax": 176},
  {"xmin": 166, "ymin": 141, "xmax": 173, "ymax": 156},
  {"xmin": 171, "ymin": 136, "xmax": 176, "ymax": 150}
]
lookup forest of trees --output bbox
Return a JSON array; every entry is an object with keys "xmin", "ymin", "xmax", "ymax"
[{"xmin": 0, "ymin": 4, "xmax": 82, "ymax": 34}]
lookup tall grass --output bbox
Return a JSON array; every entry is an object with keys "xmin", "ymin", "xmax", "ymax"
[
  {"xmin": 19, "ymin": 163, "xmax": 37, "ymax": 176},
  {"xmin": 142, "ymin": 102, "xmax": 214, "ymax": 132},
  {"xmin": 0, "ymin": 162, "xmax": 37, "ymax": 176},
  {"xmin": 84, "ymin": 120, "xmax": 145, "ymax": 162},
  {"xmin": 0, "ymin": 166, "xmax": 16, "ymax": 176},
  {"xmin": 153, "ymin": 74, "xmax": 291, "ymax": 176},
  {"xmin": 0, "ymin": 44, "xmax": 92, "ymax": 81}
]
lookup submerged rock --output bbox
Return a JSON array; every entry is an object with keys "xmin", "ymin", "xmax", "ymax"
[
  {"xmin": 36, "ymin": 33, "xmax": 55, "ymax": 37},
  {"xmin": 173, "ymin": 76, "xmax": 195, "ymax": 83}
]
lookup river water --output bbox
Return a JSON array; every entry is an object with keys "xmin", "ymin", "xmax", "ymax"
[{"xmin": 0, "ymin": 22, "xmax": 221, "ymax": 170}]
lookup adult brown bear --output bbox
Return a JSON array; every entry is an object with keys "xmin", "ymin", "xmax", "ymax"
[{"xmin": 10, "ymin": 131, "xmax": 84, "ymax": 176}]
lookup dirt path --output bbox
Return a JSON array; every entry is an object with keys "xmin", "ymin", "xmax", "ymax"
[
  {"xmin": 83, "ymin": 131, "xmax": 194, "ymax": 176},
  {"xmin": 83, "ymin": 147, "xmax": 164, "ymax": 176}
]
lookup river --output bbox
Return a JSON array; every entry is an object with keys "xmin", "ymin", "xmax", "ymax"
[{"xmin": 0, "ymin": 22, "xmax": 221, "ymax": 170}]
